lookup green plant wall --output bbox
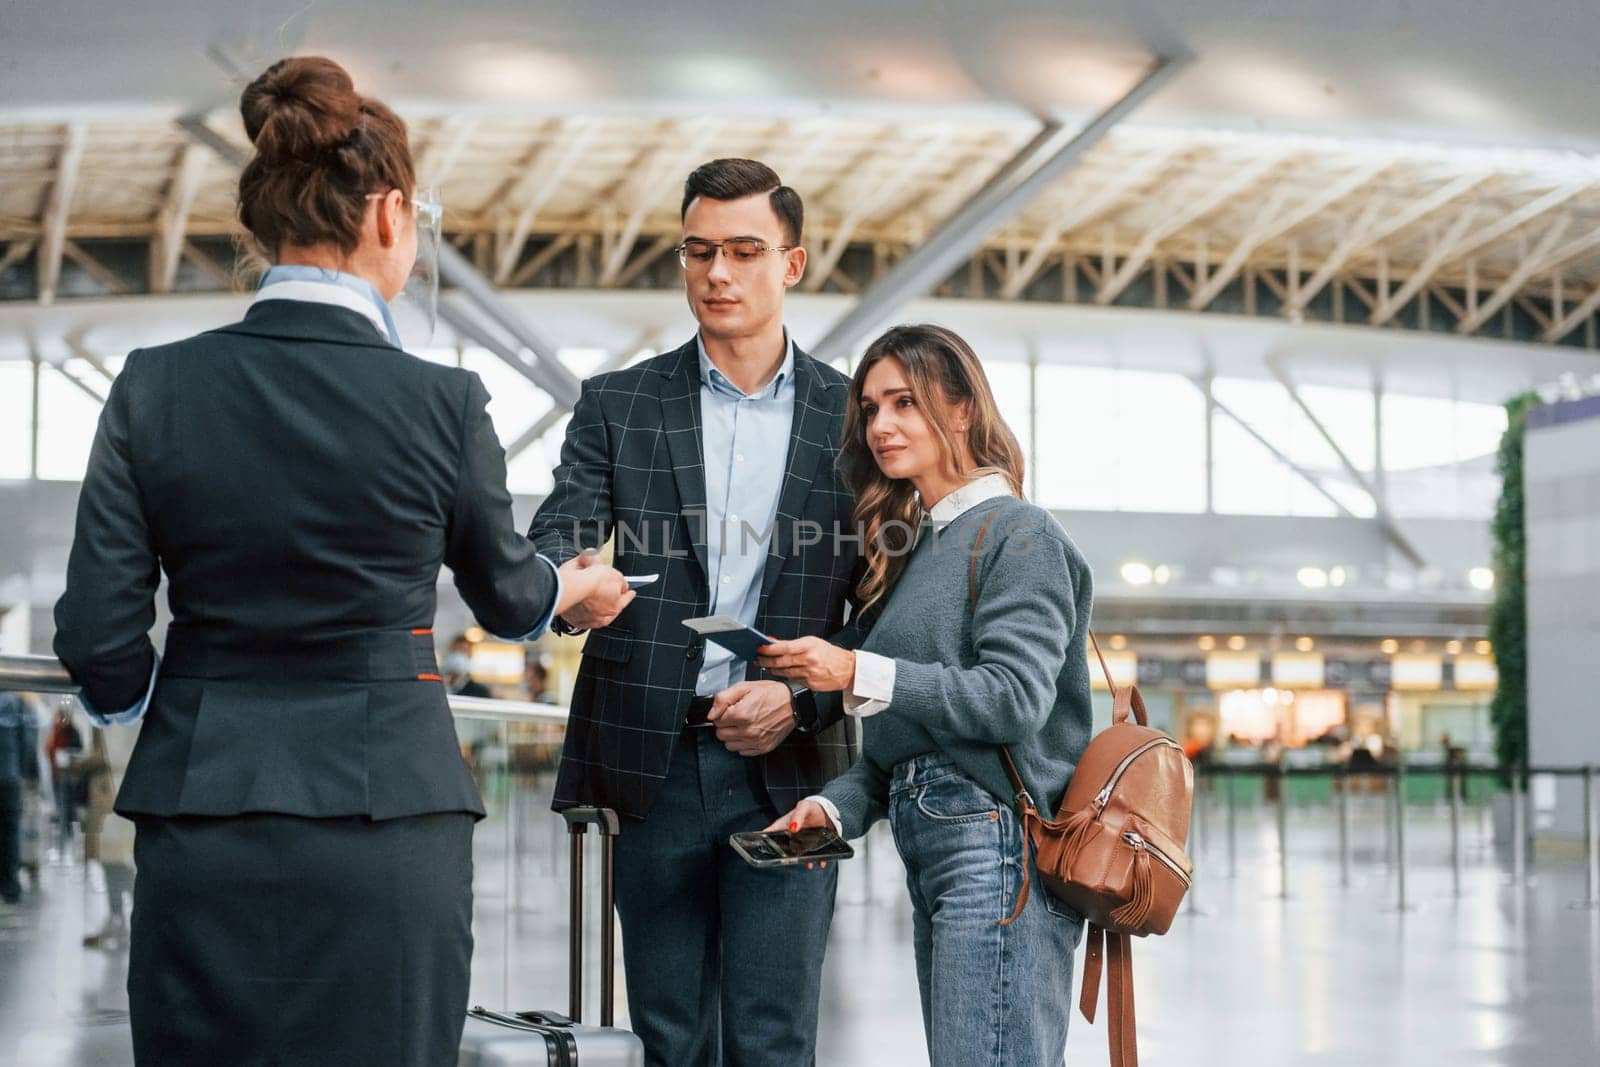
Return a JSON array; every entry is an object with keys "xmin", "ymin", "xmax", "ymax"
[{"xmin": 1488, "ymin": 392, "xmax": 1538, "ymax": 785}]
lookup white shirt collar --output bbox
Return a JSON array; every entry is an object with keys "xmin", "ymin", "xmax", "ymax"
[
  {"xmin": 250, "ymin": 266, "xmax": 396, "ymax": 345},
  {"xmin": 926, "ymin": 472, "xmax": 1016, "ymax": 525}
]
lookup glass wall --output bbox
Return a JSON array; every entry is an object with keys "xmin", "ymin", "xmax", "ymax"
[
  {"xmin": 0, "ymin": 363, "xmax": 33, "ymax": 480},
  {"xmin": 7, "ymin": 342, "xmax": 1509, "ymax": 524},
  {"xmin": 1032, "ymin": 365, "xmax": 1207, "ymax": 513}
]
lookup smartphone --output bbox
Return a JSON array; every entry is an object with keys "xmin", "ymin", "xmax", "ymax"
[
  {"xmin": 682, "ymin": 615, "xmax": 775, "ymax": 661},
  {"xmin": 625, "ymin": 573, "xmax": 659, "ymax": 588},
  {"xmin": 729, "ymin": 827, "xmax": 855, "ymax": 868}
]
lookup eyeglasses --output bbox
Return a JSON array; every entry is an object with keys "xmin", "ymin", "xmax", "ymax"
[
  {"xmin": 674, "ymin": 237, "xmax": 795, "ymax": 269},
  {"xmin": 413, "ymin": 194, "xmax": 443, "ymax": 232},
  {"xmin": 365, "ymin": 190, "xmax": 444, "ymax": 232}
]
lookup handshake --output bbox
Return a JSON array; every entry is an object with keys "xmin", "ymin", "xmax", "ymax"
[{"xmin": 552, "ymin": 551, "xmax": 636, "ymax": 631}]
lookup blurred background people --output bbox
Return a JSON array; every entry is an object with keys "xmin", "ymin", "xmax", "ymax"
[
  {"xmin": 43, "ymin": 706, "xmax": 83, "ymax": 854},
  {"xmin": 524, "ymin": 652, "xmax": 555, "ymax": 704},
  {"xmin": 0, "ymin": 691, "xmax": 41, "ymax": 905},
  {"xmin": 79, "ymin": 721, "xmax": 139, "ymax": 948},
  {"xmin": 444, "ymin": 633, "xmax": 492, "ymax": 698}
]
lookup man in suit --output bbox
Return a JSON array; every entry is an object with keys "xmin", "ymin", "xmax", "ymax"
[{"xmin": 529, "ymin": 159, "xmax": 861, "ymax": 1066}]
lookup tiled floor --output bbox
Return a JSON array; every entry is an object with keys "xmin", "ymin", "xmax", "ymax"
[{"xmin": 4, "ymin": 780, "xmax": 1598, "ymax": 1065}]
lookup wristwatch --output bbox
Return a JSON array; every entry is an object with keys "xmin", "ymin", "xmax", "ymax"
[
  {"xmin": 787, "ymin": 682, "xmax": 820, "ymax": 734},
  {"xmin": 552, "ymin": 616, "xmax": 587, "ymax": 638}
]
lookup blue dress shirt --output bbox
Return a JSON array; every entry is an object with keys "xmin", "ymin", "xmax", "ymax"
[{"xmin": 694, "ymin": 333, "xmax": 796, "ymax": 697}]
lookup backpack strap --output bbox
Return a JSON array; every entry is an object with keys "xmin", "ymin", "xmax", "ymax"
[
  {"xmin": 1089, "ymin": 630, "xmax": 1148, "ymax": 728},
  {"xmin": 1079, "ymin": 922, "xmax": 1104, "ymax": 1023},
  {"xmin": 1107, "ymin": 929, "xmax": 1138, "ymax": 1067},
  {"xmin": 968, "ymin": 514, "xmax": 1037, "ymax": 927},
  {"xmin": 997, "ymin": 745, "xmax": 1037, "ymax": 927},
  {"xmin": 966, "ymin": 512, "xmax": 998, "ymax": 612},
  {"xmin": 1080, "ymin": 924, "xmax": 1140, "ymax": 1067}
]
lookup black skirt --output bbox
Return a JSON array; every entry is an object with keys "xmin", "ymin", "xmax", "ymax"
[{"xmin": 129, "ymin": 810, "xmax": 474, "ymax": 1066}]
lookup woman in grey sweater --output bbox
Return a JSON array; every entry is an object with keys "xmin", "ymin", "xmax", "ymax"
[{"xmin": 759, "ymin": 323, "xmax": 1094, "ymax": 1067}]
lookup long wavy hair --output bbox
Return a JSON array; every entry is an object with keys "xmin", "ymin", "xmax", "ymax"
[{"xmin": 840, "ymin": 324, "xmax": 1026, "ymax": 612}]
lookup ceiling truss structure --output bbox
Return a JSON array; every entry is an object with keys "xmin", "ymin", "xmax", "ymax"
[{"xmin": 4, "ymin": 113, "xmax": 1600, "ymax": 348}]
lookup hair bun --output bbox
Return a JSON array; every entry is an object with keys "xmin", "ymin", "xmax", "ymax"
[{"xmin": 241, "ymin": 56, "xmax": 361, "ymax": 164}]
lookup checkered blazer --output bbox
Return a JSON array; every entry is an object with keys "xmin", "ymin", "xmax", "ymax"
[{"xmin": 529, "ymin": 337, "xmax": 863, "ymax": 819}]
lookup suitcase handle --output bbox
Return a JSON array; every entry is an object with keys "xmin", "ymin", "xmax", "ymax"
[
  {"xmin": 561, "ymin": 806, "xmax": 620, "ymax": 836},
  {"xmin": 561, "ymin": 806, "xmax": 620, "ymax": 1026}
]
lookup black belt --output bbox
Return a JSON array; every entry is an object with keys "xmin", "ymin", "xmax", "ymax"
[
  {"xmin": 684, "ymin": 696, "xmax": 716, "ymax": 729},
  {"xmin": 161, "ymin": 625, "xmax": 441, "ymax": 682}
]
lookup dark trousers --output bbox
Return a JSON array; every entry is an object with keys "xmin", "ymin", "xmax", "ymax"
[
  {"xmin": 130, "ymin": 810, "xmax": 474, "ymax": 1066},
  {"xmin": 0, "ymin": 780, "xmax": 20, "ymax": 901},
  {"xmin": 614, "ymin": 726, "xmax": 838, "ymax": 1067}
]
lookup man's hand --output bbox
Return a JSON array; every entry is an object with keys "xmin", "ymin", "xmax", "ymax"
[
  {"xmin": 708, "ymin": 680, "xmax": 795, "ymax": 757},
  {"xmin": 755, "ymin": 636, "xmax": 855, "ymax": 693},
  {"xmin": 556, "ymin": 552, "xmax": 634, "ymax": 630}
]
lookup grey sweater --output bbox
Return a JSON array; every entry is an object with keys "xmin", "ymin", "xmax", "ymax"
[{"xmin": 822, "ymin": 495, "xmax": 1094, "ymax": 840}]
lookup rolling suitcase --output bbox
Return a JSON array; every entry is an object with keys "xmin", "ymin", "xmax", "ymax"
[{"xmin": 459, "ymin": 806, "xmax": 645, "ymax": 1066}]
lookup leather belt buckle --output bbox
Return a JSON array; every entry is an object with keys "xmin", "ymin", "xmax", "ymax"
[{"xmin": 684, "ymin": 696, "xmax": 716, "ymax": 729}]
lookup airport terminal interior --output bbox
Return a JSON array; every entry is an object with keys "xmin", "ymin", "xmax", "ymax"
[{"xmin": 3, "ymin": 3, "xmax": 1600, "ymax": 1064}]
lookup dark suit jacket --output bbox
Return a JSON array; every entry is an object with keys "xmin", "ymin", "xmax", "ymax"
[
  {"xmin": 52, "ymin": 300, "xmax": 556, "ymax": 822},
  {"xmin": 529, "ymin": 338, "xmax": 862, "ymax": 819}
]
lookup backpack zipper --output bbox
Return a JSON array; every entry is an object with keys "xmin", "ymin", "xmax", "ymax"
[
  {"xmin": 1091, "ymin": 736, "xmax": 1183, "ymax": 812},
  {"xmin": 1123, "ymin": 830, "xmax": 1192, "ymax": 888}
]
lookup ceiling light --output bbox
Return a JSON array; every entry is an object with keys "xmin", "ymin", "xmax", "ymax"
[
  {"xmin": 1446, "ymin": 640, "xmax": 1462, "ymax": 655},
  {"xmin": 1198, "ymin": 635, "xmax": 1216, "ymax": 651},
  {"xmin": 1109, "ymin": 634, "xmax": 1128, "ymax": 650},
  {"xmin": 1295, "ymin": 637, "xmax": 1314, "ymax": 652},
  {"xmin": 1475, "ymin": 640, "xmax": 1492, "ymax": 656},
  {"xmin": 1329, "ymin": 566, "xmax": 1347, "ymax": 588},
  {"xmin": 1227, "ymin": 635, "xmax": 1247, "ymax": 651},
  {"xmin": 1120, "ymin": 561, "xmax": 1153, "ymax": 586},
  {"xmin": 1468, "ymin": 567, "xmax": 1495, "ymax": 591},
  {"xmin": 1380, "ymin": 639, "xmax": 1399, "ymax": 655},
  {"xmin": 1297, "ymin": 566, "xmax": 1328, "ymax": 589},
  {"xmin": 1153, "ymin": 564, "xmax": 1172, "ymax": 585}
]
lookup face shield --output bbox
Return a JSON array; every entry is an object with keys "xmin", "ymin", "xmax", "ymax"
[{"xmin": 399, "ymin": 185, "xmax": 443, "ymax": 342}]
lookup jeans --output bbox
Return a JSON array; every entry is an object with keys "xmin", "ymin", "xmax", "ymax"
[
  {"xmin": 613, "ymin": 726, "xmax": 838, "ymax": 1067},
  {"xmin": 889, "ymin": 752, "xmax": 1083, "ymax": 1067}
]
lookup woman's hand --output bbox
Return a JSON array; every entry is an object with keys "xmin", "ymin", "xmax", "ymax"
[
  {"xmin": 764, "ymin": 798, "xmax": 832, "ymax": 834},
  {"xmin": 762, "ymin": 798, "xmax": 836, "ymax": 870},
  {"xmin": 756, "ymin": 637, "xmax": 855, "ymax": 693}
]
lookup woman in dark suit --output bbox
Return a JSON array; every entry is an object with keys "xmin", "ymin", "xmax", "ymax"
[{"xmin": 52, "ymin": 56, "xmax": 632, "ymax": 1066}]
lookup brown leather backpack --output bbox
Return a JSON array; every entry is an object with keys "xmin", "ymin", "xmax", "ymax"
[{"xmin": 972, "ymin": 517, "xmax": 1194, "ymax": 1067}]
